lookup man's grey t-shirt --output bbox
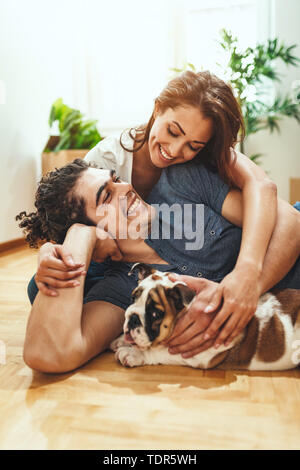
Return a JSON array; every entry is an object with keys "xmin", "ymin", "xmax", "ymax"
[{"xmin": 145, "ymin": 160, "xmax": 242, "ymax": 282}]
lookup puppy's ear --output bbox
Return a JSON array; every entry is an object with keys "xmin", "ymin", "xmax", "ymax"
[
  {"xmin": 128, "ymin": 263, "xmax": 156, "ymax": 281},
  {"xmin": 169, "ymin": 283, "xmax": 195, "ymax": 312}
]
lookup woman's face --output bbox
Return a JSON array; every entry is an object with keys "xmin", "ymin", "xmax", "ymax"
[{"xmin": 148, "ymin": 105, "xmax": 213, "ymax": 168}]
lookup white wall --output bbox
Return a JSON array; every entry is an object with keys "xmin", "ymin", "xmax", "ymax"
[
  {"xmin": 246, "ymin": 0, "xmax": 300, "ymax": 201},
  {"xmin": 0, "ymin": 0, "xmax": 176, "ymax": 243},
  {"xmin": 0, "ymin": 0, "xmax": 83, "ymax": 243}
]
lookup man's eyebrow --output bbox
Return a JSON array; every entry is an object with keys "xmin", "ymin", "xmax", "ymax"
[
  {"xmin": 95, "ymin": 181, "xmax": 108, "ymax": 206},
  {"xmin": 95, "ymin": 170, "xmax": 119, "ymax": 206},
  {"xmin": 172, "ymin": 120, "xmax": 207, "ymax": 145}
]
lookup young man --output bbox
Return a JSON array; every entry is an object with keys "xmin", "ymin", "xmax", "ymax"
[{"xmin": 19, "ymin": 160, "xmax": 300, "ymax": 373}]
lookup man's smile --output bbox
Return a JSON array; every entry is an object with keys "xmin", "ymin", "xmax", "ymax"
[{"xmin": 128, "ymin": 197, "xmax": 141, "ymax": 215}]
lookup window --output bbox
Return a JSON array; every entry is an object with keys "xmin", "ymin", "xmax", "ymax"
[{"xmin": 182, "ymin": 0, "xmax": 259, "ymax": 79}]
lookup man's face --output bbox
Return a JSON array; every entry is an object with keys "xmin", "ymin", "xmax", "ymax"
[{"xmin": 74, "ymin": 167, "xmax": 155, "ymax": 242}]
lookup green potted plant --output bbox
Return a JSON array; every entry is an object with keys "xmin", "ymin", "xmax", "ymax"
[
  {"xmin": 218, "ymin": 29, "xmax": 300, "ymax": 162},
  {"xmin": 42, "ymin": 98, "xmax": 103, "ymax": 175}
]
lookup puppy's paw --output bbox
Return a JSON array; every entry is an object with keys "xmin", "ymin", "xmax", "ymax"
[
  {"xmin": 115, "ymin": 346, "xmax": 145, "ymax": 368},
  {"xmin": 110, "ymin": 334, "xmax": 127, "ymax": 352}
]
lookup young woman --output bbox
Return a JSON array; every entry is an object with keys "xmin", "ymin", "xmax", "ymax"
[{"xmin": 25, "ymin": 70, "xmax": 285, "ymax": 353}]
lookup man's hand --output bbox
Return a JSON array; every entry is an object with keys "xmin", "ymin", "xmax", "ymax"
[
  {"xmin": 162, "ymin": 274, "xmax": 222, "ymax": 358},
  {"xmin": 92, "ymin": 228, "xmax": 123, "ymax": 263},
  {"xmin": 35, "ymin": 242, "xmax": 86, "ymax": 297}
]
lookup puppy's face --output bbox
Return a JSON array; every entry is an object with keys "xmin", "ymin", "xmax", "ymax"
[{"xmin": 123, "ymin": 264, "xmax": 195, "ymax": 349}]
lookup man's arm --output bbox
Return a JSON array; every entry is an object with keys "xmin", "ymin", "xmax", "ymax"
[{"xmin": 23, "ymin": 224, "xmax": 124, "ymax": 373}]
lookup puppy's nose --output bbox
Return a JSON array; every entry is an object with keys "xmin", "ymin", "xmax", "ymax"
[{"xmin": 128, "ymin": 314, "xmax": 142, "ymax": 331}]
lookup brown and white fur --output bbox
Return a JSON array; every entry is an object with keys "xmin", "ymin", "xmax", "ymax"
[{"xmin": 110, "ymin": 264, "xmax": 300, "ymax": 371}]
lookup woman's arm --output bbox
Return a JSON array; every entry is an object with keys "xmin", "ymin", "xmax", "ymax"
[
  {"xmin": 206, "ymin": 196, "xmax": 300, "ymax": 348},
  {"xmin": 209, "ymin": 149, "xmax": 278, "ymax": 346},
  {"xmin": 221, "ymin": 191, "xmax": 300, "ymax": 292},
  {"xmin": 225, "ymin": 149, "xmax": 278, "ymax": 274}
]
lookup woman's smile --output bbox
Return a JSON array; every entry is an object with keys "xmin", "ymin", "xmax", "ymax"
[
  {"xmin": 158, "ymin": 144, "xmax": 175, "ymax": 162},
  {"xmin": 158, "ymin": 144, "xmax": 176, "ymax": 163}
]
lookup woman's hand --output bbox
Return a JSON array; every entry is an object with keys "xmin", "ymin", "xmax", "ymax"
[
  {"xmin": 165, "ymin": 265, "xmax": 260, "ymax": 357},
  {"xmin": 35, "ymin": 226, "xmax": 124, "ymax": 296},
  {"xmin": 203, "ymin": 264, "xmax": 261, "ymax": 348},
  {"xmin": 35, "ymin": 242, "xmax": 86, "ymax": 297},
  {"xmin": 163, "ymin": 274, "xmax": 222, "ymax": 358}
]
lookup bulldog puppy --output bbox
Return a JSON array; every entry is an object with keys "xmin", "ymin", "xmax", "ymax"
[{"xmin": 110, "ymin": 263, "xmax": 300, "ymax": 371}]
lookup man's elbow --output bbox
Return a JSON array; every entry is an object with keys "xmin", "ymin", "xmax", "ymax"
[{"xmin": 23, "ymin": 340, "xmax": 83, "ymax": 374}]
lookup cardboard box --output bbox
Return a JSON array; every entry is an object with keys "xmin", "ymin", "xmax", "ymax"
[
  {"xmin": 42, "ymin": 136, "xmax": 89, "ymax": 176},
  {"xmin": 290, "ymin": 178, "xmax": 300, "ymax": 205}
]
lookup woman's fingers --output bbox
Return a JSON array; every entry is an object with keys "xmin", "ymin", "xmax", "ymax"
[
  {"xmin": 202, "ymin": 304, "xmax": 233, "ymax": 341},
  {"xmin": 163, "ymin": 313, "xmax": 194, "ymax": 344},
  {"xmin": 180, "ymin": 338, "xmax": 216, "ymax": 358},
  {"xmin": 169, "ymin": 333, "xmax": 217, "ymax": 356},
  {"xmin": 164, "ymin": 281, "xmax": 222, "ymax": 346},
  {"xmin": 41, "ymin": 268, "xmax": 86, "ymax": 281},
  {"xmin": 224, "ymin": 313, "xmax": 254, "ymax": 346},
  {"xmin": 168, "ymin": 329, "xmax": 205, "ymax": 354},
  {"xmin": 36, "ymin": 281, "xmax": 58, "ymax": 297},
  {"xmin": 213, "ymin": 314, "xmax": 241, "ymax": 348},
  {"xmin": 203, "ymin": 288, "xmax": 223, "ymax": 313},
  {"xmin": 167, "ymin": 323, "xmax": 198, "ymax": 350},
  {"xmin": 36, "ymin": 276, "xmax": 82, "ymax": 290},
  {"xmin": 54, "ymin": 245, "xmax": 80, "ymax": 268},
  {"xmin": 168, "ymin": 273, "xmax": 207, "ymax": 293},
  {"xmin": 40, "ymin": 256, "xmax": 84, "ymax": 272}
]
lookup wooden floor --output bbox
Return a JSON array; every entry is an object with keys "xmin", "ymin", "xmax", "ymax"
[{"xmin": 0, "ymin": 246, "xmax": 299, "ymax": 450}]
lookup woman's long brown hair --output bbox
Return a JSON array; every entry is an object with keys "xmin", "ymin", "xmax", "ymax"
[{"xmin": 121, "ymin": 70, "xmax": 245, "ymax": 186}]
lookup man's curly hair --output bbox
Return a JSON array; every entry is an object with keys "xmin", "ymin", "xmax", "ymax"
[{"xmin": 16, "ymin": 158, "xmax": 97, "ymax": 248}]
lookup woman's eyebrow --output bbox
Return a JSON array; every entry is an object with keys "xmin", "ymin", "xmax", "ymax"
[{"xmin": 172, "ymin": 120, "xmax": 207, "ymax": 145}]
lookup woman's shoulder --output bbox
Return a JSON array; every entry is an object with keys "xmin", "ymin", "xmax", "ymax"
[
  {"xmin": 84, "ymin": 129, "xmax": 134, "ymax": 164},
  {"xmin": 84, "ymin": 129, "xmax": 135, "ymax": 182}
]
